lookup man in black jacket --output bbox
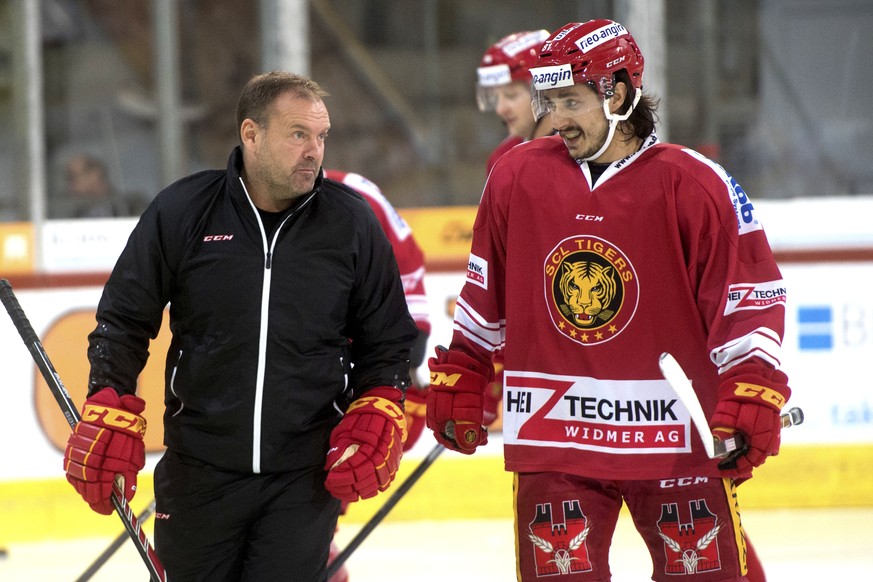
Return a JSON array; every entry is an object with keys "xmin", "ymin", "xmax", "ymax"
[{"xmin": 62, "ymin": 71, "xmax": 418, "ymax": 580}]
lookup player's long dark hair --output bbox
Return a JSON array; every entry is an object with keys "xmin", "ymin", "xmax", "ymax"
[{"xmin": 614, "ymin": 69, "xmax": 659, "ymax": 140}]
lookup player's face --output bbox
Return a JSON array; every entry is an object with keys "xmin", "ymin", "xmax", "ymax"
[
  {"xmin": 249, "ymin": 94, "xmax": 330, "ymax": 209},
  {"xmin": 542, "ymin": 84, "xmax": 609, "ymax": 161},
  {"xmin": 494, "ymin": 81, "xmax": 537, "ymax": 139}
]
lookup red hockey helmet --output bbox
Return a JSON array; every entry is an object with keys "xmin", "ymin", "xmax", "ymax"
[
  {"xmin": 476, "ymin": 29, "xmax": 550, "ymax": 111},
  {"xmin": 529, "ymin": 20, "xmax": 644, "ymax": 117}
]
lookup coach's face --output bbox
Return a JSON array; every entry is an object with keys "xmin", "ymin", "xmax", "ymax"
[{"xmin": 242, "ymin": 93, "xmax": 331, "ymax": 211}]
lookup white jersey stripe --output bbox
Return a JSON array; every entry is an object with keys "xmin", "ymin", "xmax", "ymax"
[
  {"xmin": 453, "ymin": 321, "xmax": 503, "ymax": 353},
  {"xmin": 453, "ymin": 298, "xmax": 504, "ymax": 352},
  {"xmin": 711, "ymin": 326, "xmax": 782, "ymax": 373},
  {"xmin": 456, "ymin": 296, "xmax": 504, "ymax": 331}
]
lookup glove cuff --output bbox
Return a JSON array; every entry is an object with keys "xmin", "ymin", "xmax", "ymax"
[
  {"xmin": 717, "ymin": 364, "xmax": 790, "ymax": 413},
  {"xmin": 359, "ymin": 385, "xmax": 402, "ymax": 403},
  {"xmin": 429, "ymin": 346, "xmax": 494, "ymax": 381},
  {"xmin": 81, "ymin": 387, "xmax": 147, "ymax": 438},
  {"xmin": 348, "ymin": 386, "xmax": 408, "ymax": 444},
  {"xmin": 404, "ymin": 386, "xmax": 427, "ymax": 411}
]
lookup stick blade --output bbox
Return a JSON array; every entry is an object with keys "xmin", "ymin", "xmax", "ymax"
[{"xmin": 658, "ymin": 352, "xmax": 716, "ymax": 459}]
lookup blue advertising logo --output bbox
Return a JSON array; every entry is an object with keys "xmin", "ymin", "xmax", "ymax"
[{"xmin": 797, "ymin": 306, "xmax": 833, "ymax": 350}]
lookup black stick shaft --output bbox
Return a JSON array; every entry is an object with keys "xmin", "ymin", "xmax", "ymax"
[
  {"xmin": 0, "ymin": 279, "xmax": 166, "ymax": 582},
  {"xmin": 326, "ymin": 443, "xmax": 445, "ymax": 579},
  {"xmin": 75, "ymin": 499, "xmax": 157, "ymax": 582}
]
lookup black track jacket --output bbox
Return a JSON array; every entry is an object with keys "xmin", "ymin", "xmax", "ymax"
[{"xmin": 87, "ymin": 147, "xmax": 418, "ymax": 474}]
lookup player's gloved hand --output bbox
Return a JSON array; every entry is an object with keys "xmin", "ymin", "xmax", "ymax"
[
  {"xmin": 402, "ymin": 385, "xmax": 428, "ymax": 452},
  {"xmin": 709, "ymin": 364, "xmax": 791, "ymax": 478},
  {"xmin": 63, "ymin": 387, "xmax": 147, "ymax": 515},
  {"xmin": 427, "ymin": 346, "xmax": 492, "ymax": 454},
  {"xmin": 325, "ymin": 386, "xmax": 407, "ymax": 502}
]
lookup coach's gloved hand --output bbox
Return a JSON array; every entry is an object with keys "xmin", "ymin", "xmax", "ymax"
[
  {"xmin": 427, "ymin": 346, "xmax": 492, "ymax": 454},
  {"xmin": 64, "ymin": 387, "xmax": 147, "ymax": 515},
  {"xmin": 402, "ymin": 385, "xmax": 428, "ymax": 452},
  {"xmin": 709, "ymin": 363, "xmax": 790, "ymax": 478},
  {"xmin": 325, "ymin": 386, "xmax": 407, "ymax": 502}
]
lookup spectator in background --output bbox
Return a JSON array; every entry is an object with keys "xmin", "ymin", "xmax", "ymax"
[{"xmin": 60, "ymin": 154, "xmax": 132, "ymax": 218}]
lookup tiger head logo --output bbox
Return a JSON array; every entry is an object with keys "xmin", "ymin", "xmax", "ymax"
[
  {"xmin": 544, "ymin": 235, "xmax": 638, "ymax": 346},
  {"xmin": 558, "ymin": 261, "xmax": 616, "ymax": 328}
]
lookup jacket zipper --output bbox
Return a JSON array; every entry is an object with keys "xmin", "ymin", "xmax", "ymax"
[{"xmin": 239, "ymin": 177, "xmax": 315, "ymax": 473}]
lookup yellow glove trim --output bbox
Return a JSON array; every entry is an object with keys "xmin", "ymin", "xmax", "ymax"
[
  {"xmin": 733, "ymin": 382, "xmax": 786, "ymax": 410},
  {"xmin": 81, "ymin": 404, "xmax": 147, "ymax": 437},
  {"xmin": 347, "ymin": 396, "xmax": 408, "ymax": 444},
  {"xmin": 430, "ymin": 371, "xmax": 462, "ymax": 387}
]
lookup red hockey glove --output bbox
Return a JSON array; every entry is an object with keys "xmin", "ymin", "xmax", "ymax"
[
  {"xmin": 709, "ymin": 364, "xmax": 791, "ymax": 478},
  {"xmin": 325, "ymin": 387, "xmax": 407, "ymax": 502},
  {"xmin": 402, "ymin": 385, "xmax": 428, "ymax": 452},
  {"xmin": 63, "ymin": 387, "xmax": 147, "ymax": 515},
  {"xmin": 427, "ymin": 347, "xmax": 492, "ymax": 454}
]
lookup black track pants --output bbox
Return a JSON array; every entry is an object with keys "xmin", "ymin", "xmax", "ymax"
[{"xmin": 153, "ymin": 449, "xmax": 341, "ymax": 581}]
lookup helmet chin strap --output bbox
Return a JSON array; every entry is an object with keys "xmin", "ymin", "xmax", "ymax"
[{"xmin": 579, "ymin": 88, "xmax": 642, "ymax": 162}]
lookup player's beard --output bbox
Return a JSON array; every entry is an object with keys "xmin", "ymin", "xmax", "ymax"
[{"xmin": 561, "ymin": 120, "xmax": 609, "ymax": 161}]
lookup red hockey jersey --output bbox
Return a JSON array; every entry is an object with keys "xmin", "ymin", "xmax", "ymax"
[
  {"xmin": 325, "ymin": 170, "xmax": 430, "ymax": 335},
  {"xmin": 486, "ymin": 135, "xmax": 524, "ymax": 177},
  {"xmin": 450, "ymin": 134, "xmax": 787, "ymax": 480}
]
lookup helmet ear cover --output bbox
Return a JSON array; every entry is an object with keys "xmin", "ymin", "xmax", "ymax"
[
  {"xmin": 594, "ymin": 75, "xmax": 616, "ymax": 99},
  {"xmin": 608, "ymin": 70, "xmax": 640, "ymax": 115}
]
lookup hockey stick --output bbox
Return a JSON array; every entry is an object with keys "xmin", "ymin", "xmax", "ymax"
[
  {"xmin": 0, "ymin": 279, "xmax": 167, "ymax": 582},
  {"xmin": 327, "ymin": 442, "xmax": 445, "ymax": 579},
  {"xmin": 76, "ymin": 498, "xmax": 157, "ymax": 582},
  {"xmin": 659, "ymin": 352, "xmax": 804, "ymax": 460}
]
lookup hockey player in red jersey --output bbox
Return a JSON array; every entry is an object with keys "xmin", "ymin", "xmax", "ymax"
[
  {"xmin": 324, "ymin": 169, "xmax": 432, "ymax": 582},
  {"xmin": 324, "ymin": 169, "xmax": 431, "ymax": 443},
  {"xmin": 477, "ymin": 29, "xmax": 554, "ymax": 175},
  {"xmin": 428, "ymin": 20, "xmax": 790, "ymax": 581},
  {"xmin": 324, "ymin": 170, "xmax": 431, "ymax": 376}
]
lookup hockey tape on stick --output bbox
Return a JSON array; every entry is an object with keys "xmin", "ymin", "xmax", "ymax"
[
  {"xmin": 327, "ymin": 443, "xmax": 445, "ymax": 579},
  {"xmin": 0, "ymin": 279, "xmax": 167, "ymax": 582},
  {"xmin": 659, "ymin": 352, "xmax": 804, "ymax": 460}
]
